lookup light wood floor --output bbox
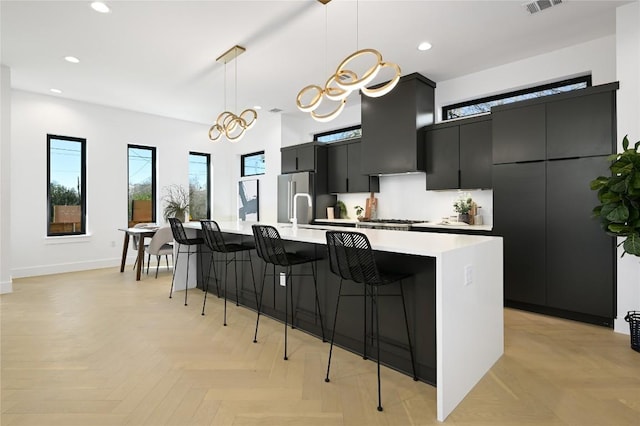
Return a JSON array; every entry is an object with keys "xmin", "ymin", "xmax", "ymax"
[{"xmin": 1, "ymin": 267, "xmax": 639, "ymax": 426}]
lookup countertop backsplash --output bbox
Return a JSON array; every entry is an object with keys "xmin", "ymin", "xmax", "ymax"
[{"xmin": 336, "ymin": 173, "xmax": 493, "ymax": 225}]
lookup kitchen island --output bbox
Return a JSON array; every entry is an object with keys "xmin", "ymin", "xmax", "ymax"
[{"xmin": 182, "ymin": 221, "xmax": 503, "ymax": 421}]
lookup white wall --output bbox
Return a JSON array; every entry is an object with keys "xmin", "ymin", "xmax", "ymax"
[
  {"xmin": 10, "ymin": 90, "xmax": 283, "ymax": 278},
  {"xmin": 0, "ymin": 65, "xmax": 12, "ymax": 293},
  {"xmin": 615, "ymin": 1, "xmax": 640, "ymax": 334}
]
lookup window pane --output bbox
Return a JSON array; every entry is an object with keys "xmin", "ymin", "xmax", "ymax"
[
  {"xmin": 443, "ymin": 77, "xmax": 590, "ymax": 120},
  {"xmin": 189, "ymin": 152, "xmax": 210, "ymax": 220},
  {"xmin": 48, "ymin": 135, "xmax": 85, "ymax": 236},
  {"xmin": 128, "ymin": 145, "xmax": 155, "ymax": 226},
  {"xmin": 315, "ymin": 126, "xmax": 362, "ymax": 143},
  {"xmin": 241, "ymin": 151, "xmax": 265, "ymax": 177}
]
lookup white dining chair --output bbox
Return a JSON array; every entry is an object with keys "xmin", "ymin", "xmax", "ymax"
[{"xmin": 145, "ymin": 225, "xmax": 174, "ymax": 278}]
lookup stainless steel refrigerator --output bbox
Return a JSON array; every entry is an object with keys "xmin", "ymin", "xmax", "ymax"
[{"xmin": 277, "ymin": 172, "xmax": 336, "ymax": 224}]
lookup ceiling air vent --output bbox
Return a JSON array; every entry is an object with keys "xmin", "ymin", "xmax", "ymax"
[
  {"xmin": 269, "ymin": 108, "xmax": 283, "ymax": 113},
  {"xmin": 524, "ymin": 0, "xmax": 562, "ymax": 15}
]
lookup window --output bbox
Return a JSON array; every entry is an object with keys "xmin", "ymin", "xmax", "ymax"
[
  {"xmin": 314, "ymin": 125, "xmax": 362, "ymax": 143},
  {"xmin": 128, "ymin": 145, "xmax": 156, "ymax": 226},
  {"xmin": 442, "ymin": 76, "xmax": 592, "ymax": 120},
  {"xmin": 189, "ymin": 152, "xmax": 211, "ymax": 220},
  {"xmin": 241, "ymin": 151, "xmax": 265, "ymax": 177},
  {"xmin": 47, "ymin": 134, "xmax": 86, "ymax": 236}
]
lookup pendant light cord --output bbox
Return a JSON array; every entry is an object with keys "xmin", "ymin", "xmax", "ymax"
[{"xmin": 356, "ymin": 0, "xmax": 359, "ymax": 51}]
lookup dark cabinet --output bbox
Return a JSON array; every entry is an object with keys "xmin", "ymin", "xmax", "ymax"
[
  {"xmin": 281, "ymin": 143, "xmax": 321, "ymax": 173},
  {"xmin": 361, "ymin": 73, "xmax": 436, "ymax": 174},
  {"xmin": 425, "ymin": 126, "xmax": 459, "ymax": 190},
  {"xmin": 460, "ymin": 119, "xmax": 492, "ymax": 189},
  {"xmin": 425, "ymin": 116, "xmax": 492, "ymax": 190},
  {"xmin": 492, "ymin": 103, "xmax": 546, "ymax": 164},
  {"xmin": 327, "ymin": 140, "xmax": 379, "ymax": 193},
  {"xmin": 493, "ymin": 162, "xmax": 546, "ymax": 305},
  {"xmin": 546, "ymin": 92, "xmax": 615, "ymax": 159},
  {"xmin": 492, "ymin": 82, "xmax": 618, "ymax": 326},
  {"xmin": 546, "ymin": 156, "xmax": 614, "ymax": 318}
]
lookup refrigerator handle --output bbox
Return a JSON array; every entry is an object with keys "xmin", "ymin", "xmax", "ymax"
[
  {"xmin": 291, "ymin": 181, "xmax": 297, "ymax": 220},
  {"xmin": 287, "ymin": 181, "xmax": 292, "ymax": 220}
]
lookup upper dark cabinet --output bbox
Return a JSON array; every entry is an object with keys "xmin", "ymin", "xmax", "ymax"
[
  {"xmin": 460, "ymin": 119, "xmax": 493, "ymax": 189},
  {"xmin": 327, "ymin": 140, "xmax": 379, "ymax": 193},
  {"xmin": 425, "ymin": 126, "xmax": 459, "ymax": 190},
  {"xmin": 546, "ymin": 91, "xmax": 616, "ymax": 159},
  {"xmin": 492, "ymin": 103, "xmax": 546, "ymax": 164},
  {"xmin": 361, "ymin": 73, "xmax": 436, "ymax": 174},
  {"xmin": 425, "ymin": 116, "xmax": 492, "ymax": 190},
  {"xmin": 281, "ymin": 142, "xmax": 325, "ymax": 174}
]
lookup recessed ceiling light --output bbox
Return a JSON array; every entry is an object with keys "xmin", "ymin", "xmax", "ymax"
[
  {"xmin": 64, "ymin": 56, "xmax": 80, "ymax": 63},
  {"xmin": 253, "ymin": 105, "xmax": 262, "ymax": 110},
  {"xmin": 417, "ymin": 41, "xmax": 432, "ymax": 51},
  {"xmin": 50, "ymin": 89, "xmax": 62, "ymax": 94},
  {"xmin": 90, "ymin": 1, "xmax": 110, "ymax": 13}
]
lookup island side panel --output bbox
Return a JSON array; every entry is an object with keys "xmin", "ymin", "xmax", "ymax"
[{"xmin": 436, "ymin": 237, "xmax": 504, "ymax": 421}]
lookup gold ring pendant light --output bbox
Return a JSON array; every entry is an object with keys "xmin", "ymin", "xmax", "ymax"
[
  {"xmin": 209, "ymin": 45, "xmax": 257, "ymax": 142},
  {"xmin": 296, "ymin": 0, "xmax": 401, "ymax": 122}
]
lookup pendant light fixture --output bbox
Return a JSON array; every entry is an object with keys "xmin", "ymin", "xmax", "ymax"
[
  {"xmin": 296, "ymin": 0, "xmax": 400, "ymax": 122},
  {"xmin": 209, "ymin": 45, "xmax": 257, "ymax": 143}
]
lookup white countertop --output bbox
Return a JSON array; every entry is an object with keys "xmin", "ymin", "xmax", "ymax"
[
  {"xmin": 314, "ymin": 218, "xmax": 493, "ymax": 232},
  {"xmin": 185, "ymin": 220, "xmax": 499, "ymax": 258}
]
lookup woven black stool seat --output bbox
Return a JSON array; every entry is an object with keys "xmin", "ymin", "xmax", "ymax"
[
  {"xmin": 200, "ymin": 220, "xmax": 256, "ymax": 324},
  {"xmin": 251, "ymin": 224, "xmax": 325, "ymax": 360},
  {"xmin": 324, "ymin": 230, "xmax": 417, "ymax": 412}
]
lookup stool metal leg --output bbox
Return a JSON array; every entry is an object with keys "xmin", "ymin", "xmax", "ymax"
[
  {"xmin": 399, "ymin": 280, "xmax": 418, "ymax": 381},
  {"xmin": 169, "ymin": 245, "xmax": 181, "ymax": 299},
  {"xmin": 184, "ymin": 246, "xmax": 190, "ymax": 306},
  {"xmin": 201, "ymin": 250, "xmax": 216, "ymax": 316},
  {"xmin": 284, "ymin": 266, "xmax": 290, "ymax": 360},
  {"xmin": 253, "ymin": 261, "xmax": 268, "ymax": 343},
  {"xmin": 234, "ymin": 252, "xmax": 240, "ymax": 306},
  {"xmin": 363, "ymin": 284, "xmax": 368, "ymax": 360},
  {"xmin": 325, "ymin": 278, "xmax": 344, "ymax": 383},
  {"xmin": 374, "ymin": 286, "xmax": 382, "ymax": 412},
  {"xmin": 223, "ymin": 252, "xmax": 229, "ymax": 326},
  {"xmin": 311, "ymin": 262, "xmax": 326, "ymax": 342}
]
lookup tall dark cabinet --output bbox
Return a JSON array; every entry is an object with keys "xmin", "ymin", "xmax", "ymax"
[
  {"xmin": 492, "ymin": 82, "xmax": 618, "ymax": 327},
  {"xmin": 327, "ymin": 139, "xmax": 379, "ymax": 194}
]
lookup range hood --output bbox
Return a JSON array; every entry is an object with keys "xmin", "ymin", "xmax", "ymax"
[{"xmin": 360, "ymin": 73, "xmax": 436, "ymax": 175}]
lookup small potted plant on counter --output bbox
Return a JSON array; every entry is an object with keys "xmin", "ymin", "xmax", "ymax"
[
  {"xmin": 453, "ymin": 193, "xmax": 473, "ymax": 224},
  {"xmin": 355, "ymin": 205, "xmax": 365, "ymax": 221}
]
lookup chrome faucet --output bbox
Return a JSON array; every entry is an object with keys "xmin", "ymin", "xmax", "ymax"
[{"xmin": 292, "ymin": 192, "xmax": 312, "ymax": 230}]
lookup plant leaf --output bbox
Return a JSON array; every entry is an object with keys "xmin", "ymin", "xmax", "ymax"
[
  {"xmin": 623, "ymin": 233, "xmax": 640, "ymax": 256},
  {"xmin": 622, "ymin": 135, "xmax": 629, "ymax": 151},
  {"xmin": 606, "ymin": 204, "xmax": 629, "ymax": 222}
]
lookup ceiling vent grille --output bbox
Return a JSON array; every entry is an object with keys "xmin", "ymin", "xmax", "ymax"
[
  {"xmin": 524, "ymin": 0, "xmax": 562, "ymax": 14},
  {"xmin": 269, "ymin": 108, "xmax": 283, "ymax": 113}
]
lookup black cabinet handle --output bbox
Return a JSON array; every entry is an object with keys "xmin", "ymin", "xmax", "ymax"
[
  {"xmin": 346, "ymin": 178, "xmax": 349, "ymax": 192},
  {"xmin": 296, "ymin": 157, "xmax": 299, "ymax": 170}
]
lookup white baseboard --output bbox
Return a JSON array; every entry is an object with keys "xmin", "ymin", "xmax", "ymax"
[
  {"xmin": 615, "ymin": 317, "xmax": 631, "ymax": 335},
  {"xmin": 0, "ymin": 279, "xmax": 13, "ymax": 294},
  {"xmin": 11, "ymin": 257, "xmax": 126, "ymax": 279}
]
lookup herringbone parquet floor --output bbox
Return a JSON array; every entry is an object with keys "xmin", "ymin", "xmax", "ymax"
[{"xmin": 1, "ymin": 266, "xmax": 639, "ymax": 425}]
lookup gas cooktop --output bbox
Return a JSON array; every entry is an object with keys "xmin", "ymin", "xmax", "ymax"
[{"xmin": 366, "ymin": 219, "xmax": 428, "ymax": 224}]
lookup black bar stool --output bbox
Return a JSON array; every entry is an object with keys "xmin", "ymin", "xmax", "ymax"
[
  {"xmin": 251, "ymin": 224, "xmax": 325, "ymax": 360},
  {"xmin": 168, "ymin": 218, "xmax": 204, "ymax": 306},
  {"xmin": 200, "ymin": 220, "xmax": 257, "ymax": 325},
  {"xmin": 324, "ymin": 230, "xmax": 417, "ymax": 412}
]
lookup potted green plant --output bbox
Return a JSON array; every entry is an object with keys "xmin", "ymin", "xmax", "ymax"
[
  {"xmin": 162, "ymin": 184, "xmax": 190, "ymax": 221},
  {"xmin": 355, "ymin": 205, "xmax": 364, "ymax": 221},
  {"xmin": 453, "ymin": 193, "xmax": 473, "ymax": 224},
  {"xmin": 591, "ymin": 135, "xmax": 640, "ymax": 352}
]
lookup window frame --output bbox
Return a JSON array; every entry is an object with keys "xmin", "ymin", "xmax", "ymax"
[
  {"xmin": 188, "ymin": 151, "xmax": 211, "ymax": 220},
  {"xmin": 313, "ymin": 125, "xmax": 362, "ymax": 143},
  {"xmin": 127, "ymin": 144, "xmax": 156, "ymax": 226},
  {"xmin": 47, "ymin": 134, "xmax": 87, "ymax": 236},
  {"xmin": 442, "ymin": 75, "xmax": 592, "ymax": 121},
  {"xmin": 240, "ymin": 150, "xmax": 265, "ymax": 177}
]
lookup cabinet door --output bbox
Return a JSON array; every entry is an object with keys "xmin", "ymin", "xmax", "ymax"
[
  {"xmin": 281, "ymin": 148, "xmax": 298, "ymax": 173},
  {"xmin": 425, "ymin": 126, "xmax": 459, "ymax": 190},
  {"xmin": 492, "ymin": 103, "xmax": 546, "ymax": 164},
  {"xmin": 493, "ymin": 162, "xmax": 546, "ymax": 305},
  {"xmin": 327, "ymin": 144, "xmax": 348, "ymax": 193},
  {"xmin": 546, "ymin": 157, "xmax": 614, "ymax": 319},
  {"xmin": 460, "ymin": 120, "xmax": 492, "ymax": 189},
  {"xmin": 296, "ymin": 145, "xmax": 316, "ymax": 172},
  {"xmin": 347, "ymin": 142, "xmax": 377, "ymax": 192},
  {"xmin": 546, "ymin": 92, "xmax": 615, "ymax": 159}
]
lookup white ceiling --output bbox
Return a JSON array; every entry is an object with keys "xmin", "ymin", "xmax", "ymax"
[{"xmin": 0, "ymin": 0, "xmax": 628, "ymax": 125}]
